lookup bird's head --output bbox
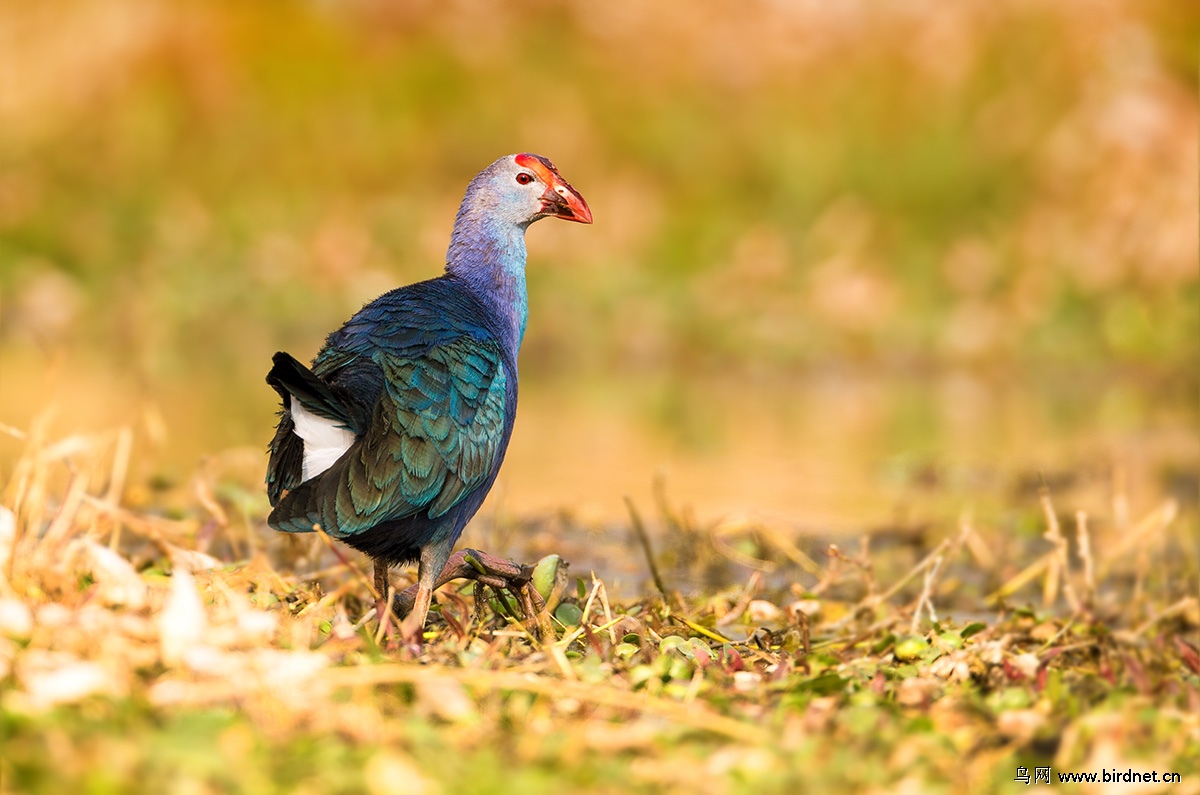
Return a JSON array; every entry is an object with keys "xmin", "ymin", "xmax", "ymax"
[{"xmin": 466, "ymin": 153, "xmax": 593, "ymax": 227}]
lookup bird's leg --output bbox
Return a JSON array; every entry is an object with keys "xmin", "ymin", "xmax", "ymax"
[
  {"xmin": 392, "ymin": 548, "xmax": 552, "ymax": 639},
  {"xmin": 399, "ymin": 581, "xmax": 433, "ymax": 647},
  {"xmin": 373, "ymin": 560, "xmax": 394, "ymax": 642},
  {"xmin": 398, "ymin": 535, "xmax": 456, "ymax": 645}
]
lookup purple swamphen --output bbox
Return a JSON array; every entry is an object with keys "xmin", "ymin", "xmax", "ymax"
[{"xmin": 265, "ymin": 153, "xmax": 591, "ymax": 641}]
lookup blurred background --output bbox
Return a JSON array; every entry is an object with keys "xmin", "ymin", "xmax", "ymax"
[{"xmin": 1, "ymin": 1, "xmax": 1196, "ymax": 582}]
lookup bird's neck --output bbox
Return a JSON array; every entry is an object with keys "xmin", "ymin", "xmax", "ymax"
[{"xmin": 444, "ymin": 211, "xmax": 529, "ymax": 351}]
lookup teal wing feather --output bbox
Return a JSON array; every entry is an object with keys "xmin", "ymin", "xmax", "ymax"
[{"xmin": 279, "ymin": 335, "xmax": 508, "ymax": 538}]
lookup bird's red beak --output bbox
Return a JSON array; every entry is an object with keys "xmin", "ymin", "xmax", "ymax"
[
  {"xmin": 516, "ymin": 153, "xmax": 593, "ymax": 224},
  {"xmin": 541, "ymin": 177, "xmax": 592, "ymax": 224}
]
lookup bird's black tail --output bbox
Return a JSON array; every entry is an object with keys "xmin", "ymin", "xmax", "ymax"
[{"xmin": 266, "ymin": 352, "xmax": 366, "ymax": 434}]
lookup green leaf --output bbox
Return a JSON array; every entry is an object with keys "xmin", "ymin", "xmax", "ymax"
[
  {"xmin": 554, "ymin": 602, "xmax": 583, "ymax": 627},
  {"xmin": 960, "ymin": 622, "xmax": 988, "ymax": 640}
]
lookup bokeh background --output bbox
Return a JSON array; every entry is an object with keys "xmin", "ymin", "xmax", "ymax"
[{"xmin": 1, "ymin": 1, "xmax": 1196, "ymax": 574}]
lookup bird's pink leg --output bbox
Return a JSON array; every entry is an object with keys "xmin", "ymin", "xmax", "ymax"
[
  {"xmin": 398, "ymin": 535, "xmax": 456, "ymax": 645},
  {"xmin": 399, "ymin": 582, "xmax": 433, "ymax": 644}
]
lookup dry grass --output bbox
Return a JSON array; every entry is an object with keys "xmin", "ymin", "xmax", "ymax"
[{"xmin": 1, "ymin": 416, "xmax": 1198, "ymax": 794}]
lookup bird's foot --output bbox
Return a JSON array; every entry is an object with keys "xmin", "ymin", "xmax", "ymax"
[{"xmin": 393, "ymin": 549, "xmax": 555, "ymax": 640}]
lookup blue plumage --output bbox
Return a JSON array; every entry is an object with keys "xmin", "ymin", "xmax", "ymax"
[{"xmin": 265, "ymin": 153, "xmax": 591, "ymax": 639}]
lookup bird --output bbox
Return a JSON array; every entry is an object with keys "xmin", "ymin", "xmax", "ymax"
[{"xmin": 265, "ymin": 153, "xmax": 591, "ymax": 641}]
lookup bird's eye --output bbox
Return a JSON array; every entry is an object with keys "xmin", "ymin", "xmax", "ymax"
[{"xmin": 515, "ymin": 173, "xmax": 534, "ymax": 185}]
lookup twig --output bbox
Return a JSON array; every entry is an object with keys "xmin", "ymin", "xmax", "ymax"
[
  {"xmin": 298, "ymin": 579, "xmax": 361, "ymax": 618},
  {"xmin": 555, "ymin": 616, "xmax": 625, "ymax": 652},
  {"xmin": 711, "ymin": 530, "xmax": 777, "ymax": 572},
  {"xmin": 0, "ymin": 422, "xmax": 27, "ymax": 440},
  {"xmin": 1075, "ymin": 511, "xmax": 1094, "ymax": 609},
  {"xmin": 1098, "ymin": 500, "xmax": 1177, "ymax": 573},
  {"xmin": 1039, "ymin": 484, "xmax": 1080, "ymax": 613},
  {"xmin": 594, "ymin": 572, "xmax": 616, "ymax": 645},
  {"xmin": 373, "ymin": 585, "xmax": 399, "ymax": 646},
  {"xmin": 193, "ymin": 472, "xmax": 229, "ymax": 535},
  {"xmin": 716, "ymin": 571, "xmax": 763, "ymax": 628},
  {"xmin": 986, "ymin": 553, "xmax": 1052, "ymax": 605},
  {"xmin": 105, "ymin": 426, "xmax": 133, "ymax": 552},
  {"xmin": 1035, "ymin": 614, "xmax": 1079, "ymax": 654},
  {"xmin": 42, "ymin": 470, "xmax": 88, "ymax": 551},
  {"xmin": 959, "ymin": 509, "xmax": 995, "ymax": 570},
  {"xmin": 7, "ymin": 409, "xmax": 59, "ymax": 539},
  {"xmin": 625, "ymin": 496, "xmax": 669, "ymax": 604},
  {"xmin": 312, "ymin": 525, "xmax": 389, "ymax": 631},
  {"xmin": 284, "ymin": 562, "xmax": 358, "ymax": 584},
  {"xmin": 808, "ymin": 543, "xmax": 845, "ymax": 597},
  {"xmin": 909, "ymin": 553, "xmax": 944, "ymax": 633},
  {"xmin": 796, "ymin": 607, "xmax": 811, "ymax": 657},
  {"xmin": 814, "ymin": 614, "xmax": 905, "ymax": 652},
  {"xmin": 312, "ymin": 524, "xmax": 378, "ymax": 602},
  {"xmin": 352, "ymin": 608, "xmax": 376, "ymax": 632},
  {"xmin": 670, "ymin": 614, "xmax": 736, "ymax": 644},
  {"xmin": 1129, "ymin": 597, "xmax": 1199, "ymax": 638},
  {"xmin": 828, "ymin": 524, "xmax": 969, "ymax": 632},
  {"xmin": 859, "ymin": 534, "xmax": 876, "ymax": 600},
  {"xmin": 872, "ymin": 537, "xmax": 951, "ymax": 607},
  {"xmin": 576, "ymin": 574, "xmax": 603, "ymax": 629},
  {"xmin": 80, "ymin": 494, "xmax": 195, "ymax": 548},
  {"xmin": 754, "ymin": 522, "xmax": 823, "ymax": 577},
  {"xmin": 547, "ymin": 644, "xmax": 578, "ymax": 681}
]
